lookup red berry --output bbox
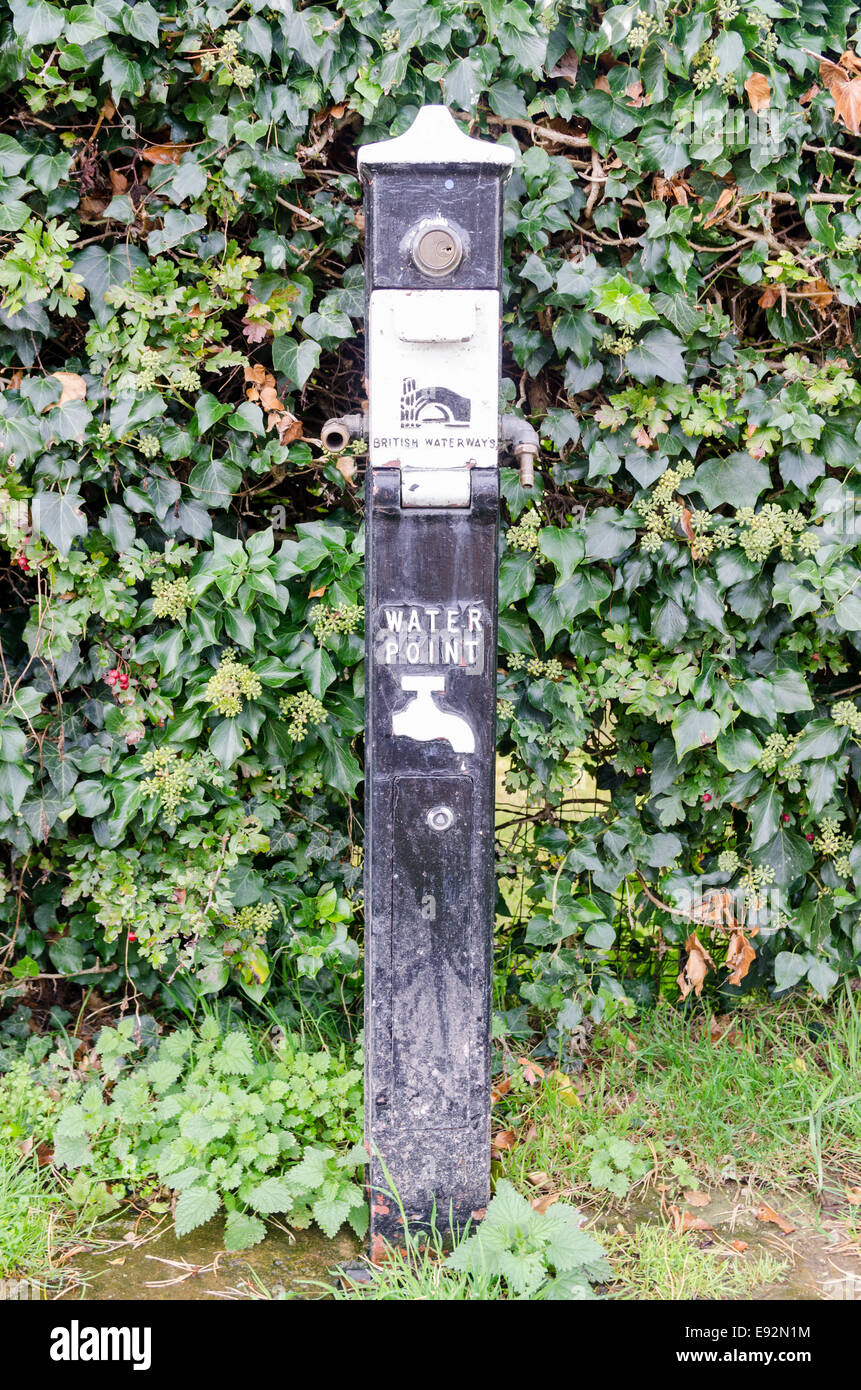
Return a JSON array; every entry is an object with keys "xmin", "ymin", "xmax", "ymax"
[
  {"xmin": 702, "ymin": 793, "xmax": 712, "ymax": 803},
  {"xmin": 119, "ymin": 674, "xmax": 129, "ymax": 690},
  {"xmin": 106, "ymin": 669, "xmax": 119, "ymax": 687},
  {"xmin": 635, "ymin": 766, "xmax": 644, "ymax": 775},
  {"xmin": 781, "ymin": 813, "xmax": 790, "ymax": 824},
  {"xmin": 811, "ymin": 653, "xmax": 819, "ymax": 662},
  {"xmin": 128, "ymin": 933, "xmax": 136, "ymax": 942},
  {"xmin": 806, "ymin": 833, "xmax": 815, "ymax": 842}
]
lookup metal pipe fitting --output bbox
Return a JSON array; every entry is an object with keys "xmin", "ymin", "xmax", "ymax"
[
  {"xmin": 320, "ymin": 413, "xmax": 367, "ymax": 452},
  {"xmin": 499, "ymin": 413, "xmax": 540, "ymax": 488}
]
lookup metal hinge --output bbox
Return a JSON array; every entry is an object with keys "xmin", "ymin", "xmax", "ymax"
[{"xmin": 399, "ymin": 468, "xmax": 473, "ymax": 508}]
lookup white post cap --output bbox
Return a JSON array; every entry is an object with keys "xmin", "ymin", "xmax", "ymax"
[{"xmin": 357, "ymin": 105, "xmax": 515, "ymax": 172}]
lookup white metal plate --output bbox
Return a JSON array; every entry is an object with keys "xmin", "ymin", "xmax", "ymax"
[{"xmin": 369, "ymin": 289, "xmax": 501, "ymax": 478}]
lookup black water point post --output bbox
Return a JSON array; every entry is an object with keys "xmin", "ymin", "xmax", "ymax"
[{"xmin": 356, "ymin": 107, "xmax": 514, "ymax": 1257}]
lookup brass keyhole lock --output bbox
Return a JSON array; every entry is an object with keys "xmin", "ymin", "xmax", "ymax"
[{"xmin": 410, "ymin": 219, "xmax": 464, "ymax": 277}]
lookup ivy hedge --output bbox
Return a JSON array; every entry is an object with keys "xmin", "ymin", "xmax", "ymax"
[{"xmin": 1, "ymin": 0, "xmax": 860, "ymax": 1037}]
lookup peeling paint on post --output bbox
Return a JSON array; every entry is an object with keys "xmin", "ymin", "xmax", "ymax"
[{"xmin": 357, "ymin": 108, "xmax": 514, "ymax": 1250}]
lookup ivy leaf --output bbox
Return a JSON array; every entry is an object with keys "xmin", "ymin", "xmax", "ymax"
[
  {"xmin": 787, "ymin": 719, "xmax": 846, "ymax": 765},
  {"xmin": 671, "ymin": 702, "xmax": 721, "ymax": 759},
  {"xmin": 716, "ymin": 727, "xmax": 762, "ymax": 772},
  {"xmin": 539, "ymin": 525, "xmax": 585, "ymax": 583},
  {"xmin": 690, "ymin": 453, "xmax": 771, "ymax": 510},
  {"xmin": 209, "ymin": 718, "xmax": 246, "ymax": 768},
  {"xmin": 806, "ymin": 958, "xmax": 839, "ymax": 1000},
  {"xmin": 147, "ymin": 211, "xmax": 206, "ymax": 254},
  {"xmin": 589, "ymin": 274, "xmax": 657, "ymax": 329},
  {"xmin": 318, "ymin": 725, "xmax": 362, "ymax": 797},
  {"xmin": 834, "ymin": 590, "xmax": 861, "ymax": 630},
  {"xmin": 305, "ymin": 646, "xmax": 336, "ymax": 698},
  {"xmin": 119, "ymin": 0, "xmax": 160, "ymax": 44},
  {"xmin": 10, "ymin": 0, "xmax": 65, "ymax": 47},
  {"xmin": 652, "ymin": 596, "xmax": 688, "ymax": 647},
  {"xmin": 774, "ymin": 952, "xmax": 809, "ymax": 992},
  {"xmin": 74, "ymin": 244, "xmax": 148, "ymax": 327},
  {"xmin": 626, "ymin": 328, "xmax": 686, "ymax": 383},
  {"xmin": 499, "ymin": 551, "xmax": 535, "ymax": 608},
  {"xmin": 554, "ymin": 568, "xmax": 612, "ymax": 621},
  {"xmin": 749, "ymin": 786, "xmax": 781, "ymax": 851},
  {"xmin": 32, "ymin": 488, "xmax": 87, "ymax": 557},
  {"xmin": 188, "ymin": 458, "xmax": 243, "ymax": 510},
  {"xmin": 48, "ymin": 937, "xmax": 84, "ymax": 974},
  {"xmin": 273, "ymin": 336, "xmax": 321, "ymax": 388},
  {"xmin": 753, "ymin": 828, "xmax": 813, "ymax": 885}
]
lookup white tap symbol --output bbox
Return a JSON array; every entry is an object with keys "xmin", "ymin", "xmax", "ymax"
[{"xmin": 392, "ymin": 675, "xmax": 475, "ymax": 753}]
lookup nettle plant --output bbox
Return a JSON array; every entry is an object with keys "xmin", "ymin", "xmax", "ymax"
[
  {"xmin": 53, "ymin": 1019, "xmax": 367, "ymax": 1250},
  {"xmin": 446, "ymin": 1179, "xmax": 610, "ymax": 1300},
  {"xmin": 0, "ymin": 0, "xmax": 859, "ymax": 1038}
]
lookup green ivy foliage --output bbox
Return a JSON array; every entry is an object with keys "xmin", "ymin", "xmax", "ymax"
[{"xmin": 0, "ymin": 0, "xmax": 860, "ymax": 1026}]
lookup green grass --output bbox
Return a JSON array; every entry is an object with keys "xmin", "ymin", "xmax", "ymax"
[
  {"xmin": 331, "ymin": 1228, "xmax": 502, "ymax": 1301},
  {"xmin": 495, "ymin": 990, "xmax": 861, "ymax": 1202},
  {"xmin": 625, "ymin": 991, "xmax": 861, "ymax": 1182},
  {"xmin": 607, "ymin": 1224, "xmax": 786, "ymax": 1301},
  {"xmin": 0, "ymin": 1152, "xmax": 91, "ymax": 1286}
]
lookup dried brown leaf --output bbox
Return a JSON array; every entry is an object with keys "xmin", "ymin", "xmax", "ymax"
[
  {"xmin": 755, "ymin": 1202, "xmax": 796, "ymax": 1234},
  {"xmin": 681, "ymin": 1212, "xmax": 714, "ymax": 1232},
  {"xmin": 819, "ymin": 58, "xmax": 861, "ymax": 135},
  {"xmin": 50, "ymin": 372, "xmax": 87, "ymax": 408},
  {"xmin": 704, "ymin": 185, "xmax": 736, "ymax": 228},
  {"xmin": 142, "ymin": 142, "xmax": 192, "ymax": 165},
  {"xmin": 683, "ymin": 1190, "xmax": 711, "ymax": 1207},
  {"xmin": 744, "ymin": 73, "xmax": 771, "ymax": 113},
  {"xmin": 491, "ymin": 1075, "xmax": 512, "ymax": 1103},
  {"xmin": 677, "ymin": 933, "xmax": 715, "ymax": 1000},
  {"xmin": 669, "ymin": 1203, "xmax": 714, "ymax": 1233},
  {"xmin": 800, "ymin": 276, "xmax": 834, "ymax": 311},
  {"xmin": 726, "ymin": 928, "xmax": 756, "ymax": 986},
  {"xmin": 531, "ymin": 1192, "xmax": 559, "ymax": 1214},
  {"xmin": 709, "ymin": 1015, "xmax": 744, "ymax": 1048},
  {"xmin": 526, "ymin": 1170, "xmax": 551, "ymax": 1188},
  {"xmin": 691, "ymin": 889, "xmax": 739, "ymax": 931},
  {"xmin": 518, "ymin": 1057, "xmax": 545, "ymax": 1085},
  {"xmin": 550, "ymin": 48, "xmax": 579, "ymax": 84}
]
